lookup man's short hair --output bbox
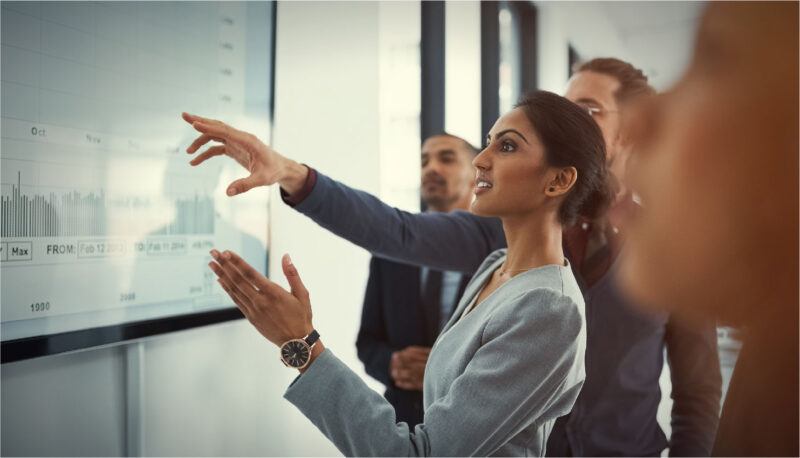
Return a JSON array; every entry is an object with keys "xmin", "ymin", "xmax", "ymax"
[
  {"xmin": 574, "ymin": 58, "xmax": 656, "ymax": 104},
  {"xmin": 426, "ymin": 132, "xmax": 480, "ymax": 156}
]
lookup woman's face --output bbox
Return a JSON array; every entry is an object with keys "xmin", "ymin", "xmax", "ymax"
[
  {"xmin": 619, "ymin": 3, "xmax": 798, "ymax": 324},
  {"xmin": 470, "ymin": 108, "xmax": 564, "ymax": 219}
]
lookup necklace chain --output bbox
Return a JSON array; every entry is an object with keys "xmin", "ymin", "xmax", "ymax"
[
  {"xmin": 498, "ymin": 266, "xmax": 537, "ymax": 275},
  {"xmin": 499, "ymin": 260, "xmax": 566, "ymax": 276}
]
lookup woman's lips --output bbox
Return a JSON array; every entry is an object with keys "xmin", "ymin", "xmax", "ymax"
[{"xmin": 474, "ymin": 180, "xmax": 493, "ymax": 195}]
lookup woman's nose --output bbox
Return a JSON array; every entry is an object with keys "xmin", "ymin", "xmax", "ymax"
[{"xmin": 472, "ymin": 148, "xmax": 490, "ymax": 170}]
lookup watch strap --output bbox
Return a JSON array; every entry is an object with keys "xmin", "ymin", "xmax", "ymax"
[{"xmin": 304, "ymin": 330, "xmax": 320, "ymax": 347}]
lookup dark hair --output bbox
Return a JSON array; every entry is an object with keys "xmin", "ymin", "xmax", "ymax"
[
  {"xmin": 574, "ymin": 58, "xmax": 656, "ymax": 104},
  {"xmin": 515, "ymin": 90, "xmax": 613, "ymax": 225},
  {"xmin": 427, "ymin": 132, "xmax": 480, "ymax": 156}
]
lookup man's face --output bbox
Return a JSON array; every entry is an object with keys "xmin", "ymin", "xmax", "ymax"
[
  {"xmin": 564, "ymin": 70, "xmax": 623, "ymax": 166},
  {"xmin": 420, "ymin": 135, "xmax": 475, "ymax": 211},
  {"xmin": 619, "ymin": 2, "xmax": 798, "ymax": 324}
]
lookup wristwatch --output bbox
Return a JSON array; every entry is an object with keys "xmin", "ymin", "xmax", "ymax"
[{"xmin": 279, "ymin": 330, "xmax": 320, "ymax": 370}]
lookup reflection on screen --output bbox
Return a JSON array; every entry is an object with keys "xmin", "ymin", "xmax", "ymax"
[{"xmin": 1, "ymin": 1, "xmax": 272, "ymax": 341}]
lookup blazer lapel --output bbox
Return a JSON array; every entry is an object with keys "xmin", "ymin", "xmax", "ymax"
[{"xmin": 438, "ymin": 255, "xmax": 504, "ymax": 336}]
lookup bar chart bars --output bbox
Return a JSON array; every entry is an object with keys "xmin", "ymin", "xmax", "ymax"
[{"xmin": 1, "ymin": 171, "xmax": 215, "ymax": 237}]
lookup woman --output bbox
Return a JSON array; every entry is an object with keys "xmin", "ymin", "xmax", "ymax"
[{"xmin": 200, "ymin": 91, "xmax": 612, "ymax": 456}]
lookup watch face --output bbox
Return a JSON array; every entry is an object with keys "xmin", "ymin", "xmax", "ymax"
[{"xmin": 281, "ymin": 340, "xmax": 310, "ymax": 368}]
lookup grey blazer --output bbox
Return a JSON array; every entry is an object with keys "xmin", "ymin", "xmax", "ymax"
[{"xmin": 284, "ymin": 249, "xmax": 586, "ymax": 456}]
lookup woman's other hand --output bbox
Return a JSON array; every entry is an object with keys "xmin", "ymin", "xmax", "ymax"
[
  {"xmin": 209, "ymin": 250, "xmax": 314, "ymax": 347},
  {"xmin": 182, "ymin": 113, "xmax": 309, "ymax": 196}
]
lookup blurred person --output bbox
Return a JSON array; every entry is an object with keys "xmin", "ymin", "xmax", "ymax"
[
  {"xmin": 618, "ymin": 2, "xmax": 798, "ymax": 456},
  {"xmin": 356, "ymin": 133, "xmax": 476, "ymax": 427},
  {"xmin": 204, "ymin": 91, "xmax": 613, "ymax": 455},
  {"xmin": 181, "ymin": 57, "xmax": 722, "ymax": 457}
]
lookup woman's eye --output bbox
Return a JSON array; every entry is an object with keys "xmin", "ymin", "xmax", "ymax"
[{"xmin": 501, "ymin": 141, "xmax": 515, "ymax": 152}]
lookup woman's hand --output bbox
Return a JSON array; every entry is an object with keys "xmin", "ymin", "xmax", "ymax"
[
  {"xmin": 182, "ymin": 113, "xmax": 309, "ymax": 196},
  {"xmin": 209, "ymin": 250, "xmax": 314, "ymax": 347}
]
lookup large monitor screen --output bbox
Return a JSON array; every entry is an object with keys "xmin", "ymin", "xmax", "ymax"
[{"xmin": 1, "ymin": 1, "xmax": 274, "ymax": 361}]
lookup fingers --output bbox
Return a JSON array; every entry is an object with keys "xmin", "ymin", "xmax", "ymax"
[
  {"xmin": 217, "ymin": 275, "xmax": 252, "ymax": 315},
  {"xmin": 400, "ymin": 346, "xmax": 431, "ymax": 363},
  {"xmin": 391, "ymin": 348, "xmax": 428, "ymax": 388},
  {"xmin": 190, "ymin": 145, "xmax": 226, "ymax": 166},
  {"xmin": 209, "ymin": 250, "xmax": 259, "ymax": 302},
  {"xmin": 192, "ymin": 120, "xmax": 232, "ymax": 140},
  {"xmin": 392, "ymin": 364, "xmax": 425, "ymax": 390},
  {"xmin": 227, "ymin": 175, "xmax": 263, "ymax": 197},
  {"xmin": 182, "ymin": 112, "xmax": 217, "ymax": 126},
  {"xmin": 406, "ymin": 346, "xmax": 431, "ymax": 355},
  {"xmin": 405, "ymin": 354, "xmax": 430, "ymax": 365},
  {"xmin": 281, "ymin": 254, "xmax": 309, "ymax": 300},
  {"xmin": 217, "ymin": 250, "xmax": 273, "ymax": 293},
  {"xmin": 182, "ymin": 112, "xmax": 202, "ymax": 124},
  {"xmin": 186, "ymin": 134, "xmax": 217, "ymax": 155},
  {"xmin": 211, "ymin": 261, "xmax": 252, "ymax": 317}
]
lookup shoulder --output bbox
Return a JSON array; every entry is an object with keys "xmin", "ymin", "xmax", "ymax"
[
  {"xmin": 485, "ymin": 272, "xmax": 585, "ymax": 340},
  {"xmin": 502, "ymin": 286, "xmax": 583, "ymax": 324},
  {"xmin": 480, "ymin": 285, "xmax": 586, "ymax": 375}
]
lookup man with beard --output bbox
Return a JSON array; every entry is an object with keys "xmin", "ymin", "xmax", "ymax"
[{"xmin": 356, "ymin": 133, "xmax": 476, "ymax": 428}]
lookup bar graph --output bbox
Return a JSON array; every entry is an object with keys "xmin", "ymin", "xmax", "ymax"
[
  {"xmin": 0, "ymin": 1, "xmax": 272, "ymax": 343},
  {"xmin": 1, "ymin": 171, "xmax": 215, "ymax": 238}
]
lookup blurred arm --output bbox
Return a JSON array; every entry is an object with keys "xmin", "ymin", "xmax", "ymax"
[{"xmin": 665, "ymin": 315, "xmax": 723, "ymax": 457}]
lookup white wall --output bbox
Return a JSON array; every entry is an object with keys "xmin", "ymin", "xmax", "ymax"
[
  {"xmin": 535, "ymin": 1, "xmax": 703, "ymax": 92},
  {"xmin": 444, "ymin": 1, "xmax": 481, "ymax": 147},
  {"xmin": 535, "ymin": 1, "xmax": 633, "ymax": 94},
  {"xmin": 269, "ymin": 1, "xmax": 384, "ymax": 454},
  {"xmin": 1, "ymin": 2, "xmax": 390, "ymax": 456}
]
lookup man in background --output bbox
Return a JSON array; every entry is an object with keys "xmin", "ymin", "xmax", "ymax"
[
  {"xmin": 543, "ymin": 59, "xmax": 722, "ymax": 457},
  {"xmin": 356, "ymin": 133, "xmax": 476, "ymax": 427}
]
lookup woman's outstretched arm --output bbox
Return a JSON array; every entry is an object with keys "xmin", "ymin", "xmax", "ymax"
[
  {"xmin": 182, "ymin": 113, "xmax": 506, "ymax": 273},
  {"xmin": 289, "ymin": 170, "xmax": 505, "ymax": 273}
]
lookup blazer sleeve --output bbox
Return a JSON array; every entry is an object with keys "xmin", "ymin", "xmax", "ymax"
[
  {"xmin": 664, "ymin": 314, "xmax": 723, "ymax": 457},
  {"xmin": 356, "ymin": 257, "xmax": 395, "ymax": 386},
  {"xmin": 284, "ymin": 289, "xmax": 586, "ymax": 457},
  {"xmin": 287, "ymin": 171, "xmax": 506, "ymax": 274}
]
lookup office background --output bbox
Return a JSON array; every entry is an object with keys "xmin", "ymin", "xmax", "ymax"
[{"xmin": 1, "ymin": 2, "xmax": 734, "ymax": 456}]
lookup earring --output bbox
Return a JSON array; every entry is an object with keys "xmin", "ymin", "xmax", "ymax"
[{"xmin": 549, "ymin": 187, "xmax": 555, "ymax": 192}]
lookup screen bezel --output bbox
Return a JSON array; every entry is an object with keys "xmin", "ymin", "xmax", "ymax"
[
  {"xmin": 1, "ymin": 306, "xmax": 244, "ymax": 363},
  {"xmin": 0, "ymin": 1, "xmax": 277, "ymax": 364}
]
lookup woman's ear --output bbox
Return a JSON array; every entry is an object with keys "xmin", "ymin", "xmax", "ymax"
[{"xmin": 546, "ymin": 167, "xmax": 578, "ymax": 196}]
